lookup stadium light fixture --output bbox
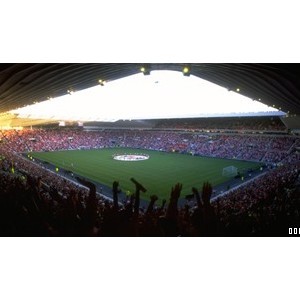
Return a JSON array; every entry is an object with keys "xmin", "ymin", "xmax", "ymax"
[
  {"xmin": 140, "ymin": 65, "xmax": 150, "ymax": 75},
  {"xmin": 183, "ymin": 66, "xmax": 189, "ymax": 75},
  {"xmin": 183, "ymin": 66, "xmax": 191, "ymax": 76},
  {"xmin": 98, "ymin": 79, "xmax": 106, "ymax": 86},
  {"xmin": 236, "ymin": 88, "xmax": 240, "ymax": 92}
]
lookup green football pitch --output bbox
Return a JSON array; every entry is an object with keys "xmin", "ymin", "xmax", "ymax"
[{"xmin": 31, "ymin": 148, "xmax": 261, "ymax": 201}]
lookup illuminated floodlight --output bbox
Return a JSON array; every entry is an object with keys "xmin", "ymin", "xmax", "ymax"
[
  {"xmin": 236, "ymin": 88, "xmax": 240, "ymax": 92},
  {"xmin": 183, "ymin": 66, "xmax": 190, "ymax": 77},
  {"xmin": 140, "ymin": 66, "xmax": 150, "ymax": 75},
  {"xmin": 98, "ymin": 79, "xmax": 106, "ymax": 86},
  {"xmin": 183, "ymin": 67, "xmax": 189, "ymax": 73}
]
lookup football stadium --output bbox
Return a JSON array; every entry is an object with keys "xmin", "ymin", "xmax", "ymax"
[{"xmin": 0, "ymin": 63, "xmax": 300, "ymax": 237}]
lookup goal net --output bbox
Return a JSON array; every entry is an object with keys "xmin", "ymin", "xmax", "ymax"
[{"xmin": 222, "ymin": 166, "xmax": 238, "ymax": 177}]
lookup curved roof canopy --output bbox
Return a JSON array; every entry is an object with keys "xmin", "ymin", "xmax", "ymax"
[{"xmin": 0, "ymin": 63, "xmax": 299, "ymax": 117}]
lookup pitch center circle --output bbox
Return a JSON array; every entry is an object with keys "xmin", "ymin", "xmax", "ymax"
[{"xmin": 113, "ymin": 154, "xmax": 149, "ymax": 161}]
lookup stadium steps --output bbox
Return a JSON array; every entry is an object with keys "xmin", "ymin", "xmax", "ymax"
[{"xmin": 287, "ymin": 140, "xmax": 299, "ymax": 154}]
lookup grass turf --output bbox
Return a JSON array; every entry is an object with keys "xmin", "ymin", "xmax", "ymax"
[{"xmin": 31, "ymin": 148, "xmax": 261, "ymax": 201}]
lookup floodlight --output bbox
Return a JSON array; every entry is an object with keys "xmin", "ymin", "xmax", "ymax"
[
  {"xmin": 140, "ymin": 65, "xmax": 150, "ymax": 75},
  {"xmin": 183, "ymin": 66, "xmax": 190, "ymax": 76},
  {"xmin": 98, "ymin": 79, "xmax": 106, "ymax": 86}
]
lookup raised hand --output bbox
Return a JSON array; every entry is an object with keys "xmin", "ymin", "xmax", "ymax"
[
  {"xmin": 150, "ymin": 195, "xmax": 158, "ymax": 202},
  {"xmin": 192, "ymin": 187, "xmax": 202, "ymax": 208},
  {"xmin": 130, "ymin": 178, "xmax": 147, "ymax": 192},
  {"xmin": 113, "ymin": 180, "xmax": 119, "ymax": 192},
  {"xmin": 161, "ymin": 199, "xmax": 167, "ymax": 210},
  {"xmin": 170, "ymin": 183, "xmax": 182, "ymax": 201},
  {"xmin": 202, "ymin": 181, "xmax": 212, "ymax": 205},
  {"xmin": 130, "ymin": 178, "xmax": 147, "ymax": 217},
  {"xmin": 166, "ymin": 183, "xmax": 182, "ymax": 220},
  {"xmin": 146, "ymin": 194, "xmax": 158, "ymax": 214}
]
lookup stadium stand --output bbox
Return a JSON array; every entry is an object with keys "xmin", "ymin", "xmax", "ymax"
[
  {"xmin": 1, "ymin": 126, "xmax": 298, "ymax": 163},
  {"xmin": 1, "ymin": 124, "xmax": 300, "ymax": 236},
  {"xmin": 154, "ymin": 116, "xmax": 287, "ymax": 132}
]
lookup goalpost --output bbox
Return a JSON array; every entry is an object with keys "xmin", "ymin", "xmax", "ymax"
[{"xmin": 222, "ymin": 165, "xmax": 238, "ymax": 177}]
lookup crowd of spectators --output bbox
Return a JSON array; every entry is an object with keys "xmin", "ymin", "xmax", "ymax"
[
  {"xmin": 0, "ymin": 152, "xmax": 299, "ymax": 236},
  {"xmin": 0, "ymin": 127, "xmax": 299, "ymax": 236},
  {"xmin": 212, "ymin": 164, "xmax": 300, "ymax": 235},
  {"xmin": 1, "ymin": 128, "xmax": 299, "ymax": 164}
]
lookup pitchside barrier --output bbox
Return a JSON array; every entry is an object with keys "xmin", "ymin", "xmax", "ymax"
[{"xmin": 17, "ymin": 153, "xmax": 113, "ymax": 202}]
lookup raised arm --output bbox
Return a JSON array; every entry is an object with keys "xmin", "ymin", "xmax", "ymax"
[
  {"xmin": 192, "ymin": 187, "xmax": 202, "ymax": 208},
  {"xmin": 202, "ymin": 181, "xmax": 213, "ymax": 206},
  {"xmin": 130, "ymin": 177, "xmax": 147, "ymax": 217},
  {"xmin": 166, "ymin": 183, "xmax": 182, "ymax": 220},
  {"xmin": 146, "ymin": 195, "xmax": 158, "ymax": 215}
]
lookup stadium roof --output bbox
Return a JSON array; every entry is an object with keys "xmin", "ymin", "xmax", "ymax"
[{"xmin": 0, "ymin": 63, "xmax": 299, "ymax": 116}]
